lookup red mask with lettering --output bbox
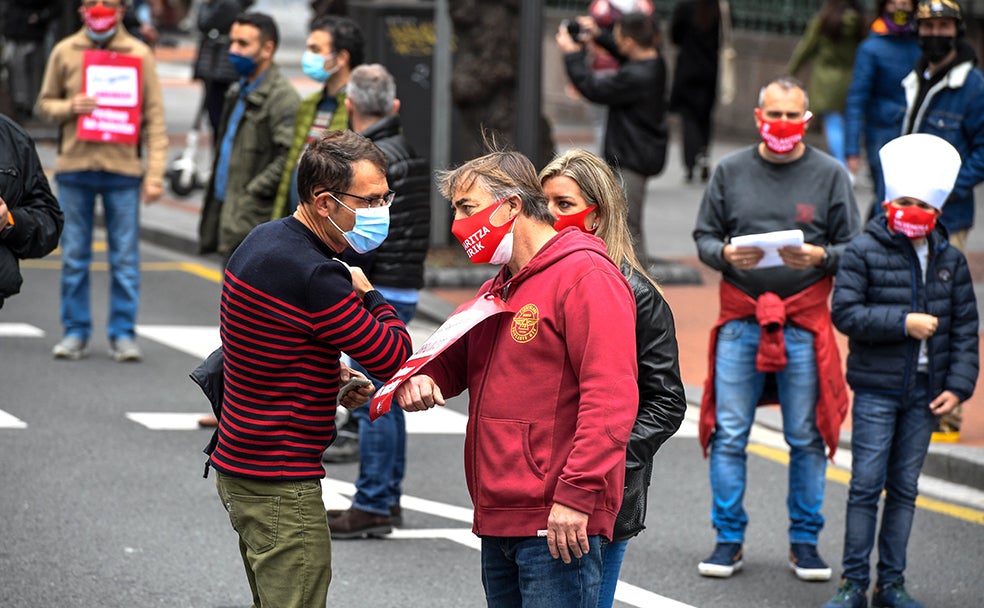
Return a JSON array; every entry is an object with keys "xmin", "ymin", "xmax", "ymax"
[
  {"xmin": 884, "ymin": 202, "xmax": 937, "ymax": 239},
  {"xmin": 553, "ymin": 205, "xmax": 598, "ymax": 234},
  {"xmin": 84, "ymin": 4, "xmax": 119, "ymax": 33},
  {"xmin": 451, "ymin": 199, "xmax": 517, "ymax": 265},
  {"xmin": 756, "ymin": 109, "xmax": 811, "ymax": 155}
]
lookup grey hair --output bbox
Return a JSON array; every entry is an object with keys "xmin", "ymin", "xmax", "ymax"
[
  {"xmin": 347, "ymin": 64, "xmax": 397, "ymax": 117},
  {"xmin": 757, "ymin": 76, "xmax": 810, "ymax": 110}
]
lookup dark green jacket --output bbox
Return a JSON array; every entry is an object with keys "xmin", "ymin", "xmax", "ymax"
[
  {"xmin": 271, "ymin": 88, "xmax": 349, "ymax": 220},
  {"xmin": 787, "ymin": 11, "xmax": 864, "ymax": 114},
  {"xmin": 199, "ymin": 64, "xmax": 300, "ymax": 256}
]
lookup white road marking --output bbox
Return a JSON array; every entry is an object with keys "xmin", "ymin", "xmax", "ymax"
[
  {"xmin": 135, "ymin": 324, "xmax": 220, "ymax": 359},
  {"xmin": 0, "ymin": 409, "xmax": 28, "ymax": 429},
  {"xmin": 0, "ymin": 323, "xmax": 45, "ymax": 337},
  {"xmin": 126, "ymin": 412, "xmax": 205, "ymax": 430}
]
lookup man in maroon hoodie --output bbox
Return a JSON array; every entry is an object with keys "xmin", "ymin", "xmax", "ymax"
[{"xmin": 394, "ymin": 150, "xmax": 639, "ymax": 608}]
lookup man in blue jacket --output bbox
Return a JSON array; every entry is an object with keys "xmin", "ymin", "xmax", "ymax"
[
  {"xmin": 844, "ymin": 0, "xmax": 921, "ymax": 209},
  {"xmin": 900, "ymin": 0, "xmax": 984, "ymax": 437}
]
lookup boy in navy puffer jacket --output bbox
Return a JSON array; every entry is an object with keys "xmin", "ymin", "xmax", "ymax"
[{"xmin": 826, "ymin": 133, "xmax": 979, "ymax": 608}]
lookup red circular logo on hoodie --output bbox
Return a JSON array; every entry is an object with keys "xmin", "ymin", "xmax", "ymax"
[{"xmin": 511, "ymin": 304, "xmax": 539, "ymax": 343}]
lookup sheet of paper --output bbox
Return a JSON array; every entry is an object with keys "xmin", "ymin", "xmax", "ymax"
[{"xmin": 730, "ymin": 229, "xmax": 804, "ymax": 269}]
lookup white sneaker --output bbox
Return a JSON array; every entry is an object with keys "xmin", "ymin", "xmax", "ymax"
[
  {"xmin": 53, "ymin": 336, "xmax": 87, "ymax": 360},
  {"xmin": 109, "ymin": 337, "xmax": 142, "ymax": 362}
]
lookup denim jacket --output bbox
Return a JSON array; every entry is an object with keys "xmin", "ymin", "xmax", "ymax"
[{"xmin": 902, "ymin": 47, "xmax": 984, "ymax": 232}]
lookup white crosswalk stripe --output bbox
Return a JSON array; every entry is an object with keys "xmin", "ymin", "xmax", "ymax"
[
  {"xmin": 0, "ymin": 322, "xmax": 45, "ymax": 337},
  {"xmin": 0, "ymin": 409, "xmax": 28, "ymax": 429}
]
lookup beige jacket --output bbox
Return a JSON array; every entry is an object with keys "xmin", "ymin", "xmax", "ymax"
[{"xmin": 36, "ymin": 27, "xmax": 167, "ymax": 185}]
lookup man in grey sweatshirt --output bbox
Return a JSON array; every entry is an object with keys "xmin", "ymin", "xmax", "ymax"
[{"xmin": 692, "ymin": 76, "xmax": 861, "ymax": 582}]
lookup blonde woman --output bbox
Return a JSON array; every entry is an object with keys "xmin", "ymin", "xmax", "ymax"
[{"xmin": 540, "ymin": 148, "xmax": 687, "ymax": 607}]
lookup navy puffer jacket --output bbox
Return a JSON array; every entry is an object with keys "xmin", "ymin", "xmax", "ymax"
[{"xmin": 832, "ymin": 217, "xmax": 979, "ymax": 400}]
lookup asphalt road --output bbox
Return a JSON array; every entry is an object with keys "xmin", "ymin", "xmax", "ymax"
[{"xmin": 1, "ymin": 238, "xmax": 983, "ymax": 607}]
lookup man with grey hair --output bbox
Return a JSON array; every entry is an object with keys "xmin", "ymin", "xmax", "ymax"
[
  {"xmin": 394, "ymin": 149, "xmax": 639, "ymax": 607},
  {"xmin": 693, "ymin": 76, "xmax": 860, "ymax": 581},
  {"xmin": 325, "ymin": 63, "xmax": 432, "ymax": 538}
]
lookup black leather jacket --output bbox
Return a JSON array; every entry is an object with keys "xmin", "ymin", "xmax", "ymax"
[
  {"xmin": 613, "ymin": 267, "xmax": 688, "ymax": 541},
  {"xmin": 340, "ymin": 114, "xmax": 431, "ymax": 289},
  {"xmin": 0, "ymin": 114, "xmax": 63, "ymax": 308}
]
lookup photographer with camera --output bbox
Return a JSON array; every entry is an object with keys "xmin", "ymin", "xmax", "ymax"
[{"xmin": 556, "ymin": 9, "xmax": 668, "ymax": 267}]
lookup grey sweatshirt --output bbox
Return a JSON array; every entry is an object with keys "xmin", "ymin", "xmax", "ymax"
[{"xmin": 693, "ymin": 145, "xmax": 861, "ymax": 299}]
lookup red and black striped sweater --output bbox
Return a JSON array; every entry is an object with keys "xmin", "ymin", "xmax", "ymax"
[{"xmin": 210, "ymin": 217, "xmax": 412, "ymax": 480}]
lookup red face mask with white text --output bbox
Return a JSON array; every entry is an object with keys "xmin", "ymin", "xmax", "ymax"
[
  {"xmin": 884, "ymin": 202, "xmax": 937, "ymax": 239},
  {"xmin": 451, "ymin": 199, "xmax": 517, "ymax": 265},
  {"xmin": 84, "ymin": 4, "xmax": 119, "ymax": 33},
  {"xmin": 756, "ymin": 109, "xmax": 812, "ymax": 155}
]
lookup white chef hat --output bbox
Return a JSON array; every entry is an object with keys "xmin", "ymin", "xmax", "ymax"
[{"xmin": 879, "ymin": 133, "xmax": 961, "ymax": 211}]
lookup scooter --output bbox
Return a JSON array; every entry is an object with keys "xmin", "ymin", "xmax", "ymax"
[{"xmin": 167, "ymin": 95, "xmax": 209, "ymax": 197}]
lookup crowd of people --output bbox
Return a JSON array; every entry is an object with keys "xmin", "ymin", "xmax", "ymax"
[{"xmin": 1, "ymin": 1, "xmax": 979, "ymax": 608}]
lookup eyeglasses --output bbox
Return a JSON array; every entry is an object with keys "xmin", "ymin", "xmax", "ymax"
[{"xmin": 317, "ymin": 189, "xmax": 395, "ymax": 209}]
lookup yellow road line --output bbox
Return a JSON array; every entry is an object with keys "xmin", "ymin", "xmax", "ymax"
[
  {"xmin": 21, "ymin": 259, "xmax": 223, "ymax": 284},
  {"xmin": 747, "ymin": 443, "xmax": 984, "ymax": 525}
]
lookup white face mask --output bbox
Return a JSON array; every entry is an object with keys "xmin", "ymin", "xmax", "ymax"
[{"xmin": 488, "ymin": 231, "xmax": 514, "ymax": 265}]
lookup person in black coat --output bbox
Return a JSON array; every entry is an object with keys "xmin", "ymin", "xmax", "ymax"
[
  {"xmin": 0, "ymin": 113, "xmax": 64, "ymax": 308},
  {"xmin": 557, "ymin": 11, "xmax": 668, "ymax": 265},
  {"xmin": 328, "ymin": 63, "xmax": 431, "ymax": 538},
  {"xmin": 1, "ymin": 0, "xmax": 57, "ymax": 122},
  {"xmin": 668, "ymin": 0, "xmax": 720, "ymax": 182},
  {"xmin": 828, "ymin": 133, "xmax": 978, "ymax": 608}
]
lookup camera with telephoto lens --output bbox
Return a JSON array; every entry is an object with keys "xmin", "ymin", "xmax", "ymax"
[{"xmin": 562, "ymin": 18, "xmax": 581, "ymax": 38}]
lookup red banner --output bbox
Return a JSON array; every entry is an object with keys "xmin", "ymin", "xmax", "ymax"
[
  {"xmin": 77, "ymin": 49, "xmax": 142, "ymax": 145},
  {"xmin": 369, "ymin": 293, "xmax": 514, "ymax": 420}
]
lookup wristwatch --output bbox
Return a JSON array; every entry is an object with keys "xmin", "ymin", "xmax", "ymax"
[{"xmin": 0, "ymin": 211, "xmax": 14, "ymax": 240}]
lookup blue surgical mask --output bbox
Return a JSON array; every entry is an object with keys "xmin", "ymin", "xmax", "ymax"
[
  {"xmin": 228, "ymin": 52, "xmax": 257, "ymax": 78},
  {"xmin": 302, "ymin": 50, "xmax": 339, "ymax": 83},
  {"xmin": 86, "ymin": 27, "xmax": 117, "ymax": 43},
  {"xmin": 327, "ymin": 194, "xmax": 390, "ymax": 253}
]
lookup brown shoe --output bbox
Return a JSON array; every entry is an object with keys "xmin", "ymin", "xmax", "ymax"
[
  {"xmin": 198, "ymin": 414, "xmax": 219, "ymax": 428},
  {"xmin": 328, "ymin": 505, "xmax": 403, "ymax": 527},
  {"xmin": 327, "ymin": 507, "xmax": 392, "ymax": 539}
]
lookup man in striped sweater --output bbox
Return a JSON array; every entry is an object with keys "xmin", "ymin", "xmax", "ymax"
[{"xmin": 210, "ymin": 129, "xmax": 412, "ymax": 608}]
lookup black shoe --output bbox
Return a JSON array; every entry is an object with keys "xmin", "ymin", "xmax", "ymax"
[
  {"xmin": 698, "ymin": 542, "xmax": 743, "ymax": 577},
  {"xmin": 789, "ymin": 543, "xmax": 832, "ymax": 581}
]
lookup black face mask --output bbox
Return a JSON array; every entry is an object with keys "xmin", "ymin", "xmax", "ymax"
[{"xmin": 919, "ymin": 35, "xmax": 956, "ymax": 64}]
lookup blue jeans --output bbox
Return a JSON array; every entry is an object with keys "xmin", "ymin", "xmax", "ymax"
[
  {"xmin": 481, "ymin": 536, "xmax": 603, "ymax": 608},
  {"xmin": 56, "ymin": 176, "xmax": 141, "ymax": 342},
  {"xmin": 823, "ymin": 112, "xmax": 846, "ymax": 165},
  {"xmin": 840, "ymin": 378, "xmax": 936, "ymax": 590},
  {"xmin": 710, "ymin": 319, "xmax": 826, "ymax": 544},
  {"xmin": 349, "ymin": 300, "xmax": 416, "ymax": 516},
  {"xmin": 598, "ymin": 539, "xmax": 628, "ymax": 608}
]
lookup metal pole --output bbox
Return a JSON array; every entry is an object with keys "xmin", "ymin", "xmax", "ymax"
[
  {"xmin": 516, "ymin": 0, "xmax": 543, "ymax": 164},
  {"xmin": 430, "ymin": 0, "xmax": 452, "ymax": 247}
]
